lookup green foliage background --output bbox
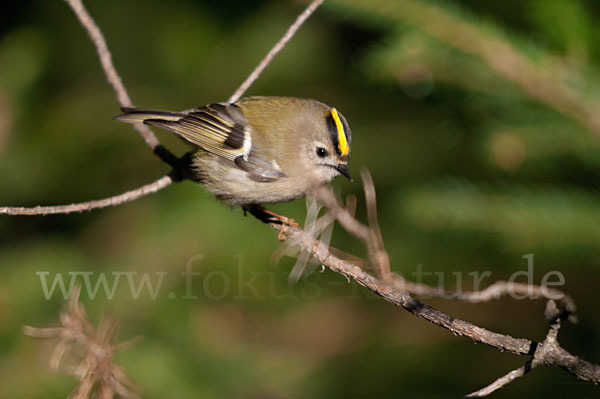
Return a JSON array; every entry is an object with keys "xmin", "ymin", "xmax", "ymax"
[{"xmin": 1, "ymin": 0, "xmax": 599, "ymax": 397}]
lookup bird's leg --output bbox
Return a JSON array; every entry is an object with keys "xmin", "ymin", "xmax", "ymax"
[
  {"xmin": 244, "ymin": 205, "xmax": 299, "ymax": 240},
  {"xmin": 244, "ymin": 205, "xmax": 299, "ymax": 226}
]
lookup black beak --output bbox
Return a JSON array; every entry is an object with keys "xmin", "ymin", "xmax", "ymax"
[{"xmin": 336, "ymin": 164, "xmax": 353, "ymax": 182}]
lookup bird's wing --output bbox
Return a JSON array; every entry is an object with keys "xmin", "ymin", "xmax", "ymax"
[{"xmin": 115, "ymin": 103, "xmax": 286, "ymax": 182}]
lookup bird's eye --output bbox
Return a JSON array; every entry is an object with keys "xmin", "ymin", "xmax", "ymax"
[{"xmin": 316, "ymin": 147, "xmax": 328, "ymax": 158}]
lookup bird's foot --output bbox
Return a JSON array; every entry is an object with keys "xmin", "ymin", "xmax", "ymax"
[{"xmin": 244, "ymin": 205, "xmax": 299, "ymax": 240}]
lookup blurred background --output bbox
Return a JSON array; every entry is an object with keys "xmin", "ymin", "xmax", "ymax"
[{"xmin": 1, "ymin": 0, "xmax": 599, "ymax": 397}]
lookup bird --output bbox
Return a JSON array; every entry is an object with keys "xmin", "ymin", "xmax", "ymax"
[{"xmin": 115, "ymin": 96, "xmax": 352, "ymax": 226}]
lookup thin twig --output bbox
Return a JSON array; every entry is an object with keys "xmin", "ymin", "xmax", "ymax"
[
  {"xmin": 467, "ymin": 315, "xmax": 599, "ymax": 396},
  {"xmin": 315, "ymin": 182, "xmax": 390, "ymax": 278},
  {"xmin": 65, "ymin": 0, "xmax": 161, "ymax": 150},
  {"xmin": 465, "ymin": 360, "xmax": 534, "ymax": 397},
  {"xmin": 360, "ymin": 169, "xmax": 390, "ymax": 278},
  {"xmin": 0, "ymin": 175, "xmax": 172, "ymax": 215},
  {"xmin": 391, "ymin": 276, "xmax": 577, "ymax": 323},
  {"xmin": 228, "ymin": 0, "xmax": 325, "ymax": 103}
]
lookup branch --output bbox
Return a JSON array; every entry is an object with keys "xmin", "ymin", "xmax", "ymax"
[
  {"xmin": 0, "ymin": 175, "xmax": 172, "ymax": 215},
  {"xmin": 314, "ymin": 170, "xmax": 391, "ymax": 279},
  {"xmin": 390, "ymin": 276, "xmax": 577, "ymax": 323},
  {"xmin": 467, "ymin": 316, "xmax": 600, "ymax": 396},
  {"xmin": 465, "ymin": 361, "xmax": 533, "ymax": 398},
  {"xmin": 269, "ymin": 178, "xmax": 600, "ymax": 396},
  {"xmin": 64, "ymin": 0, "xmax": 161, "ymax": 150},
  {"xmin": 0, "ymin": 0, "xmax": 181, "ymax": 217},
  {"xmin": 315, "ymin": 172, "xmax": 577, "ymax": 323},
  {"xmin": 228, "ymin": 0, "xmax": 325, "ymax": 103},
  {"xmin": 298, "ymin": 176, "xmax": 578, "ymax": 326}
]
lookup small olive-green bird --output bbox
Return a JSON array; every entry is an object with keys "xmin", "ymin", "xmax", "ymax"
[{"xmin": 115, "ymin": 96, "xmax": 352, "ymax": 218}]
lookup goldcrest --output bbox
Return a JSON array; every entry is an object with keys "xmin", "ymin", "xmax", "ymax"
[{"xmin": 115, "ymin": 96, "xmax": 352, "ymax": 212}]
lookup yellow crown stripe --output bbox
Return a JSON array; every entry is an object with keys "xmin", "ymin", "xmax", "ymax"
[{"xmin": 331, "ymin": 108, "xmax": 349, "ymax": 156}]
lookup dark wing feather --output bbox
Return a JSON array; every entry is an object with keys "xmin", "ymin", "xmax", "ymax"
[{"xmin": 144, "ymin": 104, "xmax": 249, "ymax": 162}]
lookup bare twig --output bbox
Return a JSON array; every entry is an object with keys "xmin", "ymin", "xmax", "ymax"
[
  {"xmin": 228, "ymin": 0, "xmax": 325, "ymax": 103},
  {"xmin": 278, "ymin": 194, "xmax": 358, "ymax": 282},
  {"xmin": 465, "ymin": 361, "xmax": 533, "ymax": 397},
  {"xmin": 0, "ymin": 0, "xmax": 180, "ymax": 217},
  {"xmin": 287, "ymin": 194, "xmax": 326, "ymax": 283},
  {"xmin": 0, "ymin": 175, "xmax": 172, "ymax": 215},
  {"xmin": 64, "ymin": 0, "xmax": 161, "ymax": 150},
  {"xmin": 468, "ymin": 315, "xmax": 599, "ymax": 396},
  {"xmin": 360, "ymin": 169, "xmax": 390, "ymax": 278},
  {"xmin": 314, "ymin": 175, "xmax": 391, "ymax": 278},
  {"xmin": 390, "ymin": 276, "xmax": 577, "ymax": 323}
]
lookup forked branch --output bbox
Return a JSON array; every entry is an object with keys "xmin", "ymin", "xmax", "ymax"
[{"xmin": 269, "ymin": 173, "xmax": 599, "ymax": 396}]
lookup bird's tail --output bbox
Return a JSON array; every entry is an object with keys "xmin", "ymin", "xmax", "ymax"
[{"xmin": 113, "ymin": 107, "xmax": 185, "ymax": 124}]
